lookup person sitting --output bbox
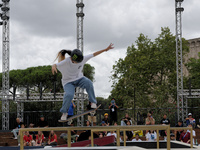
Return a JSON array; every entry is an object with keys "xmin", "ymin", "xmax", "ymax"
[
  {"xmin": 11, "ymin": 118, "xmax": 24, "ymax": 139},
  {"xmin": 146, "ymin": 130, "xmax": 157, "ymax": 142},
  {"xmin": 60, "ymin": 123, "xmax": 78, "ymax": 143},
  {"xmin": 187, "ymin": 124, "xmax": 196, "ymax": 145},
  {"xmin": 132, "ymin": 133, "xmax": 142, "ymax": 142},
  {"xmin": 180, "ymin": 129, "xmax": 190, "ymax": 144},
  {"xmin": 38, "ymin": 115, "xmax": 49, "ymax": 140},
  {"xmin": 86, "ymin": 120, "xmax": 91, "ymax": 127},
  {"xmin": 125, "ymin": 120, "xmax": 133, "ymax": 141},
  {"xmin": 99, "ymin": 132, "xmax": 106, "ymax": 138},
  {"xmin": 145, "ymin": 113, "xmax": 155, "ymax": 125},
  {"xmin": 186, "ymin": 113, "xmax": 195, "ymax": 128},
  {"xmin": 47, "ymin": 130, "xmax": 57, "ymax": 146},
  {"xmin": 23, "ymin": 131, "xmax": 33, "ymax": 146},
  {"xmin": 17, "ymin": 123, "xmax": 25, "ymax": 146},
  {"xmin": 121, "ymin": 113, "xmax": 132, "ymax": 126},
  {"xmin": 174, "ymin": 120, "xmax": 184, "ymax": 141},
  {"xmin": 35, "ymin": 131, "xmax": 44, "ymax": 146},
  {"xmin": 107, "ymin": 131, "xmax": 117, "ymax": 140},
  {"xmin": 102, "ymin": 113, "xmax": 110, "ymax": 126},
  {"xmin": 160, "ymin": 114, "xmax": 170, "ymax": 138},
  {"xmin": 28, "ymin": 123, "xmax": 36, "ymax": 146}
]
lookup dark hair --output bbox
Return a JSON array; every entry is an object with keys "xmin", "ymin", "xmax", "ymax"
[
  {"xmin": 135, "ymin": 133, "xmax": 139, "ymax": 136},
  {"xmin": 55, "ymin": 49, "xmax": 71, "ymax": 62},
  {"xmin": 60, "ymin": 49, "xmax": 71, "ymax": 56},
  {"xmin": 178, "ymin": 120, "xmax": 183, "ymax": 123}
]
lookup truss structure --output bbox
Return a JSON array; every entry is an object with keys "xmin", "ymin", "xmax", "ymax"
[
  {"xmin": 13, "ymin": 92, "xmax": 88, "ymax": 122},
  {"xmin": 76, "ymin": 0, "xmax": 85, "ymax": 126},
  {"xmin": 1, "ymin": 0, "xmax": 10, "ymax": 130},
  {"xmin": 175, "ymin": 0, "xmax": 184, "ymax": 121}
]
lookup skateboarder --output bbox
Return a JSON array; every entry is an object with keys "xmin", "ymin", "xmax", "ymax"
[{"xmin": 52, "ymin": 43, "xmax": 114, "ymax": 121}]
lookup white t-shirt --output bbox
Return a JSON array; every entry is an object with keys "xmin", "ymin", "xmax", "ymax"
[
  {"xmin": 187, "ymin": 130, "xmax": 196, "ymax": 144},
  {"xmin": 146, "ymin": 132, "xmax": 157, "ymax": 141},
  {"xmin": 56, "ymin": 54, "xmax": 93, "ymax": 87},
  {"xmin": 107, "ymin": 132, "xmax": 117, "ymax": 139},
  {"xmin": 132, "ymin": 138, "xmax": 142, "ymax": 142}
]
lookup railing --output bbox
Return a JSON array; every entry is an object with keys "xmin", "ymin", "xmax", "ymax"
[
  {"xmin": 19, "ymin": 125, "xmax": 180, "ymax": 150},
  {"xmin": 170, "ymin": 127, "xmax": 193, "ymax": 148}
]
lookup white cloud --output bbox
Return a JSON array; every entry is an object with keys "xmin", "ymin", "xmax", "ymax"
[{"xmin": 0, "ymin": 0, "xmax": 199, "ymax": 97}]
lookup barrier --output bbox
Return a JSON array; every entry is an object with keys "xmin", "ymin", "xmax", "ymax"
[
  {"xmin": 170, "ymin": 127, "xmax": 193, "ymax": 148},
  {"xmin": 19, "ymin": 125, "xmax": 193, "ymax": 150}
]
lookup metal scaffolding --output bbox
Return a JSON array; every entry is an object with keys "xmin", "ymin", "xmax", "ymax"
[
  {"xmin": 1, "ymin": 0, "xmax": 10, "ymax": 130},
  {"xmin": 76, "ymin": 0, "xmax": 85, "ymax": 126},
  {"xmin": 175, "ymin": 0, "xmax": 184, "ymax": 121}
]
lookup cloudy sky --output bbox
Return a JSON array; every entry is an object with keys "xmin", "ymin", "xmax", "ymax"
[{"xmin": 0, "ymin": 0, "xmax": 199, "ymax": 98}]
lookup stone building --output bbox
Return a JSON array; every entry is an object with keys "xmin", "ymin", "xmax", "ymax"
[{"xmin": 183, "ymin": 37, "xmax": 200, "ymax": 76}]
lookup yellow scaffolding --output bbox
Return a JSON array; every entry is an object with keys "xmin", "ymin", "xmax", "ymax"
[{"xmin": 19, "ymin": 125, "xmax": 193, "ymax": 150}]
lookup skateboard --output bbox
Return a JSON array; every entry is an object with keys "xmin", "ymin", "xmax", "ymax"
[{"xmin": 58, "ymin": 104, "xmax": 101, "ymax": 123}]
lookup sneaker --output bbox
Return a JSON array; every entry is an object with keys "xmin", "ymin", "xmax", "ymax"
[
  {"xmin": 60, "ymin": 113, "xmax": 68, "ymax": 120},
  {"xmin": 13, "ymin": 137, "xmax": 17, "ymax": 139},
  {"xmin": 91, "ymin": 103, "xmax": 97, "ymax": 108}
]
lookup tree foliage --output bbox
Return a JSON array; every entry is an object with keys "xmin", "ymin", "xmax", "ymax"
[
  {"xmin": 0, "ymin": 64, "xmax": 95, "ymax": 94},
  {"xmin": 186, "ymin": 53, "xmax": 200, "ymax": 89},
  {"xmin": 110, "ymin": 27, "xmax": 189, "ymax": 114}
]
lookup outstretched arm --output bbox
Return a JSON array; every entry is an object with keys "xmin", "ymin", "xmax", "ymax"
[{"xmin": 93, "ymin": 43, "xmax": 114, "ymax": 57}]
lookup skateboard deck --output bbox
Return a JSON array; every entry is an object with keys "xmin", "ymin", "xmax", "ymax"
[{"xmin": 58, "ymin": 104, "xmax": 101, "ymax": 123}]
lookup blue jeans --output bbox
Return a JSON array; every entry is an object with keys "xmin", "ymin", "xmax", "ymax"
[{"xmin": 60, "ymin": 77, "xmax": 97, "ymax": 113}]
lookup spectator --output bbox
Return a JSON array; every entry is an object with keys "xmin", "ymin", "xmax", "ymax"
[
  {"xmin": 67, "ymin": 101, "xmax": 76, "ymax": 126},
  {"xmin": 186, "ymin": 113, "xmax": 195, "ymax": 128},
  {"xmin": 38, "ymin": 115, "xmax": 48, "ymax": 128},
  {"xmin": 174, "ymin": 120, "xmax": 184, "ymax": 141},
  {"xmin": 60, "ymin": 124, "xmax": 78, "ymax": 143},
  {"xmin": 86, "ymin": 120, "xmax": 91, "ymax": 127},
  {"xmin": 132, "ymin": 133, "xmax": 142, "ymax": 142},
  {"xmin": 38, "ymin": 115, "xmax": 49, "ymax": 139},
  {"xmin": 121, "ymin": 113, "xmax": 132, "ymax": 126},
  {"xmin": 125, "ymin": 120, "xmax": 133, "ymax": 141},
  {"xmin": 35, "ymin": 131, "xmax": 44, "ymax": 146},
  {"xmin": 17, "ymin": 123, "xmax": 25, "ymax": 146},
  {"xmin": 107, "ymin": 121, "xmax": 118, "ymax": 141},
  {"xmin": 109, "ymin": 98, "xmax": 119, "ymax": 125},
  {"xmin": 28, "ymin": 123, "xmax": 36, "ymax": 143},
  {"xmin": 99, "ymin": 132, "xmax": 105, "ymax": 138},
  {"xmin": 187, "ymin": 124, "xmax": 196, "ymax": 145},
  {"xmin": 180, "ymin": 129, "xmax": 190, "ymax": 143},
  {"xmin": 145, "ymin": 113, "xmax": 155, "ymax": 125},
  {"xmin": 11, "ymin": 118, "xmax": 24, "ymax": 139},
  {"xmin": 47, "ymin": 130, "xmax": 57, "ymax": 146},
  {"xmin": 102, "ymin": 113, "xmax": 110, "ymax": 126},
  {"xmin": 107, "ymin": 131, "xmax": 117, "ymax": 140},
  {"xmin": 77, "ymin": 130, "xmax": 98, "ymax": 142},
  {"xmin": 146, "ymin": 130, "xmax": 157, "ymax": 141},
  {"xmin": 87, "ymin": 102, "xmax": 97, "ymax": 126},
  {"xmin": 23, "ymin": 131, "xmax": 33, "ymax": 146},
  {"xmin": 170, "ymin": 133, "xmax": 175, "ymax": 141},
  {"xmin": 160, "ymin": 114, "xmax": 170, "ymax": 137}
]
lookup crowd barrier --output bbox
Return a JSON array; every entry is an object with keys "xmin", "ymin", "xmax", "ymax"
[{"xmin": 19, "ymin": 125, "xmax": 193, "ymax": 150}]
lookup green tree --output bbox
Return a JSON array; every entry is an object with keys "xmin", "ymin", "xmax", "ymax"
[
  {"xmin": 0, "ymin": 64, "xmax": 95, "ymax": 94},
  {"xmin": 185, "ymin": 53, "xmax": 200, "ymax": 123},
  {"xmin": 110, "ymin": 27, "xmax": 189, "ymax": 115}
]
